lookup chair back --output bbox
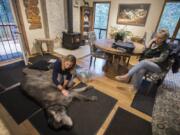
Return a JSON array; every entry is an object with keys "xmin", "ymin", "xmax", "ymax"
[
  {"xmin": 88, "ymin": 31, "xmax": 96, "ymax": 44},
  {"xmin": 88, "ymin": 31, "xmax": 97, "ymax": 54}
]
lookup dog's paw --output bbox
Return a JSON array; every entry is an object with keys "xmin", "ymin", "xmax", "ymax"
[{"xmin": 91, "ymin": 96, "xmax": 98, "ymax": 101}]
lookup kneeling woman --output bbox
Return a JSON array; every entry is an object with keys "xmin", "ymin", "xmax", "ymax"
[{"xmin": 52, "ymin": 55, "xmax": 76, "ymax": 96}]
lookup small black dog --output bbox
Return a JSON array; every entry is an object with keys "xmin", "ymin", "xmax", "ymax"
[{"xmin": 22, "ymin": 68, "xmax": 97, "ymax": 130}]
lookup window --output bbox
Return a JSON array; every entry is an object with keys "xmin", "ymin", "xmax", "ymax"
[
  {"xmin": 94, "ymin": 2, "xmax": 110, "ymax": 39},
  {"xmin": 157, "ymin": 2, "xmax": 180, "ymax": 39}
]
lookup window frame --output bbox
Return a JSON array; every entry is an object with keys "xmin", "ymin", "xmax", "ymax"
[{"xmin": 93, "ymin": 1, "xmax": 111, "ymax": 39}]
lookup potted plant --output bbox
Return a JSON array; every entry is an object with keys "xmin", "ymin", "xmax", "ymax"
[
  {"xmin": 115, "ymin": 30, "xmax": 132, "ymax": 42},
  {"xmin": 109, "ymin": 26, "xmax": 132, "ymax": 42}
]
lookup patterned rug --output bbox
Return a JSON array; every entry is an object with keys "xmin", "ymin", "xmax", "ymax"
[{"xmin": 152, "ymin": 70, "xmax": 180, "ymax": 135}]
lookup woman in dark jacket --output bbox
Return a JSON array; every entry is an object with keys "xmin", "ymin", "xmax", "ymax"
[
  {"xmin": 115, "ymin": 29, "xmax": 170, "ymax": 90},
  {"xmin": 52, "ymin": 55, "xmax": 76, "ymax": 96}
]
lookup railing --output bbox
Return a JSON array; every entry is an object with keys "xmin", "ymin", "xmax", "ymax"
[
  {"xmin": 0, "ymin": 0, "xmax": 22, "ymax": 62},
  {"xmin": 0, "ymin": 23, "xmax": 22, "ymax": 62},
  {"xmin": 94, "ymin": 28, "xmax": 107, "ymax": 39},
  {"xmin": 0, "ymin": 23, "xmax": 18, "ymax": 41}
]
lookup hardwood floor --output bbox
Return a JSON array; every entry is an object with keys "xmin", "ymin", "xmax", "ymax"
[
  {"xmin": 78, "ymin": 56, "xmax": 152, "ymax": 135},
  {"xmin": 0, "ymin": 55, "xmax": 152, "ymax": 135}
]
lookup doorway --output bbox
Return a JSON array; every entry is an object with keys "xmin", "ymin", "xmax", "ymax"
[
  {"xmin": 93, "ymin": 2, "xmax": 110, "ymax": 39},
  {"xmin": 0, "ymin": 0, "xmax": 27, "ymax": 64}
]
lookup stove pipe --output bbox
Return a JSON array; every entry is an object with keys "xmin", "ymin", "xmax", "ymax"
[{"xmin": 67, "ymin": 0, "xmax": 73, "ymax": 33}]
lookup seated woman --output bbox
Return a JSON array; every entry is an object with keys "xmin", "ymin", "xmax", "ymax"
[
  {"xmin": 115, "ymin": 29, "xmax": 170, "ymax": 90},
  {"xmin": 52, "ymin": 55, "xmax": 76, "ymax": 96}
]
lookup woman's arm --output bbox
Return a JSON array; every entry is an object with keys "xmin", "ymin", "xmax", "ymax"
[
  {"xmin": 146, "ymin": 38, "xmax": 156, "ymax": 49},
  {"xmin": 149, "ymin": 50, "xmax": 169, "ymax": 63},
  {"xmin": 63, "ymin": 72, "xmax": 72, "ymax": 88},
  {"xmin": 52, "ymin": 60, "xmax": 62, "ymax": 87},
  {"xmin": 63, "ymin": 80, "xmax": 69, "ymax": 88},
  {"xmin": 52, "ymin": 60, "xmax": 69, "ymax": 96}
]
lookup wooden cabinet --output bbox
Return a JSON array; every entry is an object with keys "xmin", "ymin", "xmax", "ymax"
[{"xmin": 80, "ymin": 6, "xmax": 94, "ymax": 43}]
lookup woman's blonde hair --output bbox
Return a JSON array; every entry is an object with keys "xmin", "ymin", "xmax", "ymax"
[
  {"xmin": 157, "ymin": 28, "xmax": 169, "ymax": 39},
  {"xmin": 64, "ymin": 55, "xmax": 76, "ymax": 70}
]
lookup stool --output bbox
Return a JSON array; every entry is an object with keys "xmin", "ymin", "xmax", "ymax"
[{"xmin": 35, "ymin": 38, "xmax": 54, "ymax": 55}]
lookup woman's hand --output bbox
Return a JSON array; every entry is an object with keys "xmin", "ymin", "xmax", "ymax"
[
  {"xmin": 57, "ymin": 85, "xmax": 63, "ymax": 90},
  {"xmin": 62, "ymin": 89, "xmax": 69, "ymax": 96},
  {"xmin": 57, "ymin": 85, "xmax": 69, "ymax": 96}
]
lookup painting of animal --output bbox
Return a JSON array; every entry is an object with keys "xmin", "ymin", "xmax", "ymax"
[
  {"xmin": 21, "ymin": 68, "xmax": 97, "ymax": 130},
  {"xmin": 117, "ymin": 4, "xmax": 150, "ymax": 26}
]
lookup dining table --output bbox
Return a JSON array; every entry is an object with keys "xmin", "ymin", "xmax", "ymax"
[{"xmin": 94, "ymin": 39, "xmax": 144, "ymax": 78}]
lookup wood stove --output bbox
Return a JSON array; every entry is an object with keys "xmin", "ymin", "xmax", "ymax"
[{"xmin": 62, "ymin": 0, "xmax": 81, "ymax": 50}]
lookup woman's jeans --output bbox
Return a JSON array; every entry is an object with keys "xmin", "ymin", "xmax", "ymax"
[
  {"xmin": 53, "ymin": 74, "xmax": 74, "ymax": 89},
  {"xmin": 128, "ymin": 60, "xmax": 161, "ymax": 89}
]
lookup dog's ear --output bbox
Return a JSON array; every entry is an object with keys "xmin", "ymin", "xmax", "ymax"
[
  {"xmin": 46, "ymin": 110, "xmax": 56, "ymax": 129},
  {"xmin": 46, "ymin": 109, "xmax": 62, "ymax": 130},
  {"xmin": 47, "ymin": 116, "xmax": 60, "ymax": 130},
  {"xmin": 48, "ymin": 110, "xmax": 56, "ymax": 116}
]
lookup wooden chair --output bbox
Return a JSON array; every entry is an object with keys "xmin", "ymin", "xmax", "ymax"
[{"xmin": 88, "ymin": 31, "xmax": 107, "ymax": 69}]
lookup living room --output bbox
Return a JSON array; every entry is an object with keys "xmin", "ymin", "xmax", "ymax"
[{"xmin": 0, "ymin": 0, "xmax": 179, "ymax": 135}]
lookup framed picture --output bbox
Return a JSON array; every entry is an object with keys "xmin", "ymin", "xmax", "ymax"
[{"xmin": 117, "ymin": 4, "xmax": 150, "ymax": 26}]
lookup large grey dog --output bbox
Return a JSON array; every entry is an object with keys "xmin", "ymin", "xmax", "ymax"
[{"xmin": 21, "ymin": 68, "xmax": 97, "ymax": 130}]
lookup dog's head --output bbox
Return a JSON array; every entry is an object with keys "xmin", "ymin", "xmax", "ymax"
[{"xmin": 46, "ymin": 105, "xmax": 73, "ymax": 130}]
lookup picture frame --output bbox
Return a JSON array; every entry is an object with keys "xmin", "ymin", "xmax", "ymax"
[{"xmin": 117, "ymin": 3, "xmax": 151, "ymax": 26}]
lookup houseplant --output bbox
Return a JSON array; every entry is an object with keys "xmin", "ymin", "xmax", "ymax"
[{"xmin": 109, "ymin": 26, "xmax": 132, "ymax": 42}]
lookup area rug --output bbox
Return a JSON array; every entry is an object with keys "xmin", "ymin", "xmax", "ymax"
[
  {"xmin": 152, "ymin": 70, "xmax": 180, "ymax": 135},
  {"xmin": 131, "ymin": 80, "xmax": 158, "ymax": 116},
  {"xmin": 29, "ymin": 82, "xmax": 117, "ymax": 135},
  {"xmin": 0, "ymin": 61, "xmax": 25, "ymax": 88},
  {"xmin": 0, "ymin": 86, "xmax": 41, "ymax": 124},
  {"xmin": 54, "ymin": 45, "xmax": 90, "ymax": 59},
  {"xmin": 104, "ymin": 108, "xmax": 152, "ymax": 135}
]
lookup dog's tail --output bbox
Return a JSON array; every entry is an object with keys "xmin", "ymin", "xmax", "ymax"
[{"xmin": 72, "ymin": 85, "xmax": 93, "ymax": 93}]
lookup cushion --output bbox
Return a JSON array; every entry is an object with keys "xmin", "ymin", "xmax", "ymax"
[{"xmin": 28, "ymin": 60, "xmax": 52, "ymax": 71}]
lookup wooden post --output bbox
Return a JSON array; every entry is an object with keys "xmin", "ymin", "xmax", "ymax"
[{"xmin": 171, "ymin": 18, "xmax": 180, "ymax": 42}]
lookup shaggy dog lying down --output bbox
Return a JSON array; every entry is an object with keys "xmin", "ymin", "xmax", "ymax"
[{"xmin": 22, "ymin": 68, "xmax": 97, "ymax": 129}]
